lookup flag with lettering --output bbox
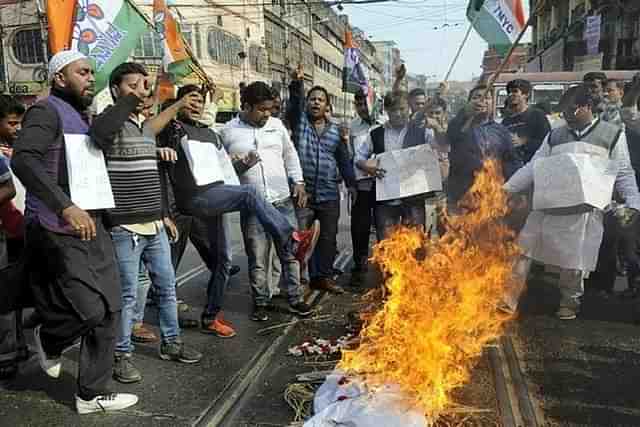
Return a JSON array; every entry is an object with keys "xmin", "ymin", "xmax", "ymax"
[
  {"xmin": 71, "ymin": 0, "xmax": 149, "ymax": 92},
  {"xmin": 342, "ymin": 31, "xmax": 368, "ymax": 95},
  {"xmin": 466, "ymin": 0, "xmax": 526, "ymax": 46},
  {"xmin": 153, "ymin": 0, "xmax": 193, "ymax": 82}
]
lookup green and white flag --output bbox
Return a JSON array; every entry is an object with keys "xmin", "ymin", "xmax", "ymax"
[
  {"xmin": 466, "ymin": 0, "xmax": 526, "ymax": 46},
  {"xmin": 72, "ymin": 0, "xmax": 149, "ymax": 92}
]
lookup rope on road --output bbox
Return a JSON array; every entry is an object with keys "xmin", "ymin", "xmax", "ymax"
[{"xmin": 284, "ymin": 383, "xmax": 315, "ymax": 421}]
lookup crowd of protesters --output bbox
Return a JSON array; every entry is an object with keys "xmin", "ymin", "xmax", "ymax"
[{"xmin": 2, "ymin": 49, "xmax": 640, "ymax": 415}]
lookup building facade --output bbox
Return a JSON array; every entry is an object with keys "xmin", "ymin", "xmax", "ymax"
[
  {"xmin": 133, "ymin": 0, "xmax": 271, "ymax": 119},
  {"xmin": 528, "ymin": 0, "xmax": 640, "ymax": 72},
  {"xmin": 0, "ymin": 0, "xmax": 49, "ymax": 105}
]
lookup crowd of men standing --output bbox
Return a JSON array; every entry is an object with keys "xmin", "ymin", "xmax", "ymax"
[{"xmin": 2, "ymin": 48, "xmax": 640, "ymax": 416}]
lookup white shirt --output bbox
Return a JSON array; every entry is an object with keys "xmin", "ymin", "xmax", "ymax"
[
  {"xmin": 350, "ymin": 117, "xmax": 378, "ymax": 185},
  {"xmin": 354, "ymin": 122, "xmax": 435, "ymax": 165},
  {"xmin": 221, "ymin": 116, "xmax": 303, "ymax": 203}
]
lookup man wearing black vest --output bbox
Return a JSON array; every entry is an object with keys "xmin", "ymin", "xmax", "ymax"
[
  {"xmin": 503, "ymin": 85, "xmax": 640, "ymax": 320},
  {"xmin": 355, "ymin": 91, "xmax": 438, "ymax": 240},
  {"xmin": 158, "ymin": 86, "xmax": 319, "ymax": 337}
]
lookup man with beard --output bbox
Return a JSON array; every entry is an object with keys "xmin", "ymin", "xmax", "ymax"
[
  {"xmin": 287, "ymin": 66, "xmax": 356, "ymax": 295},
  {"xmin": 158, "ymin": 85, "xmax": 319, "ymax": 337},
  {"xmin": 503, "ymin": 85, "xmax": 640, "ymax": 320},
  {"xmin": 11, "ymin": 51, "xmax": 137, "ymax": 413},
  {"xmin": 221, "ymin": 81, "xmax": 309, "ymax": 321},
  {"xmin": 501, "ymin": 79, "xmax": 551, "ymax": 163}
]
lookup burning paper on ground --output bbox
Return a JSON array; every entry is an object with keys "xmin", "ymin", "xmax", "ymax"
[
  {"xmin": 304, "ymin": 372, "xmax": 429, "ymax": 427},
  {"xmin": 330, "ymin": 160, "xmax": 520, "ymax": 421},
  {"xmin": 288, "ymin": 334, "xmax": 355, "ymax": 357}
]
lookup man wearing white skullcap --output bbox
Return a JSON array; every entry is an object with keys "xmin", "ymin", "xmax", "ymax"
[{"xmin": 11, "ymin": 51, "xmax": 138, "ymax": 414}]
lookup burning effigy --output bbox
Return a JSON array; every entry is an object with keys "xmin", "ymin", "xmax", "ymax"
[{"xmin": 305, "ymin": 159, "xmax": 521, "ymax": 426}]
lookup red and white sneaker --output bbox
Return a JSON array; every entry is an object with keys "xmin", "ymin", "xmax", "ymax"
[{"xmin": 292, "ymin": 220, "xmax": 320, "ymax": 264}]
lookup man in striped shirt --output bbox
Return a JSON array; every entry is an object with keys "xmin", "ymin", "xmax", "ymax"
[{"xmin": 92, "ymin": 63, "xmax": 202, "ymax": 385}]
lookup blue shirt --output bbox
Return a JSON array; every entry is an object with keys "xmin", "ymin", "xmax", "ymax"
[{"xmin": 287, "ymin": 80, "xmax": 356, "ymax": 203}]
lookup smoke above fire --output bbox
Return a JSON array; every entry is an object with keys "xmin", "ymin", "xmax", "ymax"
[{"xmin": 340, "ymin": 159, "xmax": 521, "ymax": 417}]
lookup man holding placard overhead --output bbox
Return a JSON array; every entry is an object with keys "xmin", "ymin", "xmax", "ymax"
[{"xmin": 11, "ymin": 51, "xmax": 138, "ymax": 414}]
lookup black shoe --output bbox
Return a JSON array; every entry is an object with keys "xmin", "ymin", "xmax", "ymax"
[
  {"xmin": 230, "ymin": 265, "xmax": 241, "ymax": 276},
  {"xmin": 289, "ymin": 301, "xmax": 313, "ymax": 317},
  {"xmin": 178, "ymin": 316, "xmax": 199, "ymax": 328},
  {"xmin": 113, "ymin": 353, "xmax": 142, "ymax": 384},
  {"xmin": 250, "ymin": 306, "xmax": 270, "ymax": 322},
  {"xmin": 159, "ymin": 341, "xmax": 202, "ymax": 364}
]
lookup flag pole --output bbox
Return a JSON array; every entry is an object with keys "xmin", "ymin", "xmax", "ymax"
[
  {"xmin": 487, "ymin": 0, "xmax": 545, "ymax": 86},
  {"xmin": 444, "ymin": 16, "xmax": 477, "ymax": 82},
  {"xmin": 461, "ymin": 0, "xmax": 544, "ymax": 131}
]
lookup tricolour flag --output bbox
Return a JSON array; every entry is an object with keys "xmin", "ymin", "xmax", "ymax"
[
  {"xmin": 71, "ymin": 0, "xmax": 149, "ymax": 92},
  {"xmin": 153, "ymin": 0, "xmax": 193, "ymax": 82},
  {"xmin": 342, "ymin": 31, "xmax": 368, "ymax": 95},
  {"xmin": 467, "ymin": 0, "xmax": 526, "ymax": 46},
  {"xmin": 47, "ymin": 0, "xmax": 78, "ymax": 54}
]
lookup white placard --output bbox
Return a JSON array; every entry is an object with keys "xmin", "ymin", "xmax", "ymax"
[
  {"xmin": 64, "ymin": 134, "xmax": 115, "ymax": 210},
  {"xmin": 533, "ymin": 152, "xmax": 615, "ymax": 211},
  {"xmin": 181, "ymin": 139, "xmax": 239, "ymax": 186},
  {"xmin": 375, "ymin": 144, "xmax": 443, "ymax": 202}
]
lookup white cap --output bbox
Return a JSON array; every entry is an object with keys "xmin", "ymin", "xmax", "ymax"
[{"xmin": 48, "ymin": 50, "xmax": 88, "ymax": 81}]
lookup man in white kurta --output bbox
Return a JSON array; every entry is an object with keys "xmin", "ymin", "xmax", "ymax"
[{"xmin": 503, "ymin": 85, "xmax": 640, "ymax": 320}]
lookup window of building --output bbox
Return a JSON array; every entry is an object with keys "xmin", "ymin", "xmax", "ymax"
[
  {"xmin": 207, "ymin": 27, "xmax": 242, "ymax": 66},
  {"xmin": 12, "ymin": 28, "xmax": 46, "ymax": 65},
  {"xmin": 134, "ymin": 31, "xmax": 163, "ymax": 58},
  {"xmin": 181, "ymin": 23, "xmax": 202, "ymax": 58},
  {"xmin": 249, "ymin": 44, "xmax": 267, "ymax": 73},
  {"xmin": 217, "ymin": 15, "xmax": 223, "ymax": 27},
  {"xmin": 246, "ymin": 27, "xmax": 251, "ymax": 39}
]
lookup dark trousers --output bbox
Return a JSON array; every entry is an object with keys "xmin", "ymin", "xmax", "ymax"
[
  {"xmin": 171, "ymin": 213, "xmax": 212, "ymax": 272},
  {"xmin": 587, "ymin": 211, "xmax": 640, "ymax": 293},
  {"xmin": 297, "ymin": 200, "xmax": 340, "ymax": 280},
  {"xmin": 0, "ymin": 310, "xmax": 27, "ymax": 369},
  {"xmin": 187, "ymin": 184, "xmax": 300, "ymax": 316},
  {"xmin": 351, "ymin": 190, "xmax": 375, "ymax": 269},
  {"xmin": 0, "ymin": 236, "xmax": 27, "ymax": 370},
  {"xmin": 29, "ymin": 222, "xmax": 120, "ymax": 400}
]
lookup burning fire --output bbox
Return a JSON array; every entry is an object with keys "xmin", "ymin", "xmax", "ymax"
[{"xmin": 339, "ymin": 159, "xmax": 521, "ymax": 416}]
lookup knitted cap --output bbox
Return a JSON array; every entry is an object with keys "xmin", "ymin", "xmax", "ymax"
[{"xmin": 48, "ymin": 50, "xmax": 88, "ymax": 81}]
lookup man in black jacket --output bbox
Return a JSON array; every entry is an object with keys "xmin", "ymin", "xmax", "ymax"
[{"xmin": 11, "ymin": 50, "xmax": 137, "ymax": 414}]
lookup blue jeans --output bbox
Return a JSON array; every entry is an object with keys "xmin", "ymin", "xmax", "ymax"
[
  {"xmin": 134, "ymin": 264, "xmax": 151, "ymax": 324},
  {"xmin": 110, "ymin": 227, "xmax": 180, "ymax": 354},
  {"xmin": 187, "ymin": 184, "xmax": 301, "ymax": 313},
  {"xmin": 242, "ymin": 198, "xmax": 301, "ymax": 306}
]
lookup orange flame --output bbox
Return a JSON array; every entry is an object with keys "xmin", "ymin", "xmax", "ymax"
[{"xmin": 339, "ymin": 159, "xmax": 521, "ymax": 416}]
